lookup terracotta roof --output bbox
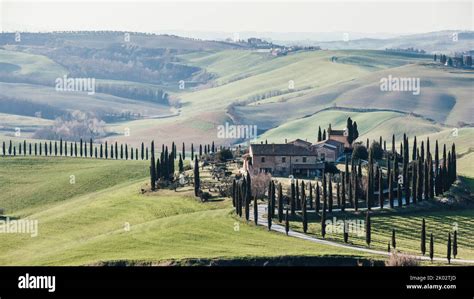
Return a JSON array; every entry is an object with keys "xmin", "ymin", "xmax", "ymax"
[
  {"xmin": 250, "ymin": 144, "xmax": 316, "ymax": 156},
  {"xmin": 288, "ymin": 139, "xmax": 312, "ymax": 146},
  {"xmin": 329, "ymin": 129, "xmax": 345, "ymax": 136}
]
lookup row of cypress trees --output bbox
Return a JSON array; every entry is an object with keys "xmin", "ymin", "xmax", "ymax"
[{"xmin": 2, "ymin": 139, "xmax": 224, "ymax": 163}]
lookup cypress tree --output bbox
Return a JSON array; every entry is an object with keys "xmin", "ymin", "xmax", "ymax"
[
  {"xmin": 429, "ymin": 233, "xmax": 434, "ymax": 262},
  {"xmin": 100, "ymin": 144, "xmax": 103, "ymax": 158},
  {"xmin": 412, "ymin": 136, "xmax": 417, "ymax": 160},
  {"xmin": 94, "ymin": 147, "xmax": 98, "ymax": 158},
  {"xmin": 343, "ymin": 220, "xmax": 349, "ymax": 243},
  {"xmin": 29, "ymin": 143, "xmax": 32, "ymax": 155},
  {"xmin": 416, "ymin": 158, "xmax": 422, "ymax": 202},
  {"xmin": 388, "ymin": 242, "xmax": 391, "ymax": 253},
  {"xmin": 341, "ymin": 173, "xmax": 346, "ymax": 211},
  {"xmin": 315, "ymin": 182, "xmax": 320, "ymax": 213},
  {"xmin": 191, "ymin": 143, "xmax": 194, "ymax": 160},
  {"xmin": 44, "ymin": 141, "xmax": 48, "ymax": 156},
  {"xmin": 105, "ymin": 141, "xmax": 108, "ymax": 159},
  {"xmin": 244, "ymin": 184, "xmax": 250, "ymax": 222},
  {"xmin": 115, "ymin": 142, "xmax": 118, "ymax": 160},
  {"xmin": 135, "ymin": 148, "xmax": 138, "ymax": 160},
  {"xmin": 232, "ymin": 180, "xmax": 236, "ymax": 207},
  {"xmin": 321, "ymin": 197, "xmax": 327, "ymax": 238},
  {"xmin": 54, "ymin": 141, "xmax": 57, "ymax": 156},
  {"xmin": 392, "ymin": 134, "xmax": 395, "ymax": 154},
  {"xmin": 366, "ymin": 148, "xmax": 374, "ymax": 210},
  {"xmin": 178, "ymin": 154, "xmax": 184, "ymax": 172},
  {"xmin": 267, "ymin": 196, "xmax": 272, "ymax": 231},
  {"xmin": 199, "ymin": 144, "xmax": 202, "ymax": 157},
  {"xmin": 295, "ymin": 179, "xmax": 300, "ymax": 211},
  {"xmin": 278, "ymin": 183, "xmax": 283, "ymax": 222},
  {"xmin": 328, "ymin": 175, "xmax": 333, "ymax": 212},
  {"xmin": 412, "ymin": 163, "xmax": 417, "ymax": 204},
  {"xmin": 120, "ymin": 144, "xmax": 124, "ymax": 159},
  {"xmin": 322, "ymin": 129, "xmax": 326, "ymax": 140},
  {"xmin": 246, "ymin": 172, "xmax": 252, "ymax": 220},
  {"xmin": 141, "ymin": 142, "xmax": 144, "ymax": 160},
  {"xmin": 322, "ymin": 174, "xmax": 327, "ymax": 212},
  {"xmin": 453, "ymin": 230, "xmax": 457, "ymax": 259},
  {"xmin": 336, "ymin": 182, "xmax": 341, "ymax": 208},
  {"xmin": 253, "ymin": 197, "xmax": 258, "ymax": 225},
  {"xmin": 392, "ymin": 229, "xmax": 396, "ymax": 249},
  {"xmin": 80, "ymin": 139, "xmax": 83, "ymax": 157},
  {"xmin": 378, "ymin": 168, "xmax": 383, "ymax": 209},
  {"xmin": 290, "ymin": 181, "xmax": 296, "ymax": 216},
  {"xmin": 146, "ymin": 147, "xmax": 149, "ymax": 160},
  {"xmin": 366, "ymin": 211, "xmax": 371, "ymax": 246},
  {"xmin": 2, "ymin": 141, "xmax": 5, "ymax": 156},
  {"xmin": 35, "ymin": 143, "xmax": 38, "ymax": 156},
  {"xmin": 271, "ymin": 180, "xmax": 276, "ymax": 217},
  {"xmin": 194, "ymin": 158, "xmax": 200, "ymax": 196},
  {"xmin": 421, "ymin": 218, "xmax": 426, "ymax": 255},
  {"xmin": 302, "ymin": 188, "xmax": 308, "ymax": 233},
  {"xmin": 389, "ymin": 171, "xmax": 394, "ymax": 208},
  {"xmin": 150, "ymin": 141, "xmax": 156, "ymax": 191},
  {"xmin": 110, "ymin": 144, "xmax": 114, "ymax": 159},
  {"xmin": 182, "ymin": 142, "xmax": 185, "ymax": 160},
  {"xmin": 285, "ymin": 207, "xmax": 290, "ymax": 236},
  {"xmin": 309, "ymin": 182, "xmax": 313, "ymax": 209},
  {"xmin": 424, "ymin": 159, "xmax": 429, "ymax": 200},
  {"xmin": 89, "ymin": 138, "xmax": 93, "ymax": 157},
  {"xmin": 317, "ymin": 126, "xmax": 322, "ymax": 142},
  {"xmin": 447, "ymin": 232, "xmax": 451, "ymax": 264}
]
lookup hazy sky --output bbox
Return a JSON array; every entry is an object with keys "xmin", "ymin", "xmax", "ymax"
[{"xmin": 1, "ymin": 0, "xmax": 472, "ymax": 34}]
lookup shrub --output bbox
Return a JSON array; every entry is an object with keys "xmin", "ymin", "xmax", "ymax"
[
  {"xmin": 352, "ymin": 143, "xmax": 368, "ymax": 160},
  {"xmin": 385, "ymin": 252, "xmax": 420, "ymax": 266}
]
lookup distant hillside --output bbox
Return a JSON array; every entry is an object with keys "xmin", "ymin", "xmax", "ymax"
[{"xmin": 317, "ymin": 31, "xmax": 474, "ymax": 54}]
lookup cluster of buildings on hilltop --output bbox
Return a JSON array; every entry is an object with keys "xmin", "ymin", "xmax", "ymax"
[{"xmin": 243, "ymin": 125, "xmax": 350, "ymax": 178}]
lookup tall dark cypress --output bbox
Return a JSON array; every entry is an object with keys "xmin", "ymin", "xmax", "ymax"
[
  {"xmin": 328, "ymin": 175, "xmax": 333, "ymax": 212},
  {"xmin": 453, "ymin": 230, "xmax": 457, "ymax": 259},
  {"xmin": 321, "ymin": 197, "xmax": 327, "ymax": 238},
  {"xmin": 366, "ymin": 211, "xmax": 371, "ymax": 246},
  {"xmin": 336, "ymin": 182, "xmax": 340, "ymax": 208},
  {"xmin": 447, "ymin": 232, "xmax": 452, "ymax": 264},
  {"xmin": 295, "ymin": 179, "xmax": 300, "ymax": 211},
  {"xmin": 105, "ymin": 141, "xmax": 108, "ymax": 159},
  {"xmin": 267, "ymin": 196, "xmax": 272, "ymax": 231},
  {"xmin": 194, "ymin": 158, "xmax": 200, "ymax": 196},
  {"xmin": 392, "ymin": 229, "xmax": 396, "ymax": 249},
  {"xmin": 412, "ymin": 136, "xmax": 417, "ymax": 160},
  {"xmin": 191, "ymin": 143, "xmax": 194, "ymax": 160},
  {"xmin": 150, "ymin": 141, "xmax": 156, "ymax": 191},
  {"xmin": 89, "ymin": 138, "xmax": 93, "ymax": 157},
  {"xmin": 182, "ymin": 142, "xmax": 185, "ymax": 160},
  {"xmin": 421, "ymin": 218, "xmax": 426, "ymax": 255},
  {"xmin": 253, "ymin": 197, "xmax": 258, "ymax": 225},
  {"xmin": 389, "ymin": 171, "xmax": 394, "ymax": 208},
  {"xmin": 178, "ymin": 154, "xmax": 184, "ymax": 172},
  {"xmin": 285, "ymin": 207, "xmax": 290, "ymax": 236},
  {"xmin": 341, "ymin": 173, "xmax": 346, "ymax": 211},
  {"xmin": 290, "ymin": 181, "xmax": 296, "ymax": 216},
  {"xmin": 302, "ymin": 186, "xmax": 308, "ymax": 233},
  {"xmin": 278, "ymin": 183, "xmax": 284, "ymax": 222},
  {"xmin": 246, "ymin": 172, "xmax": 252, "ymax": 220},
  {"xmin": 412, "ymin": 163, "xmax": 417, "ymax": 204},
  {"xmin": 315, "ymin": 182, "xmax": 320, "ymax": 213},
  {"xmin": 80, "ymin": 139, "xmax": 83, "ymax": 157},
  {"xmin": 322, "ymin": 174, "xmax": 327, "ymax": 212},
  {"xmin": 429, "ymin": 233, "xmax": 434, "ymax": 261},
  {"xmin": 115, "ymin": 142, "xmax": 118, "ymax": 160},
  {"xmin": 343, "ymin": 220, "xmax": 349, "ymax": 243},
  {"xmin": 378, "ymin": 168, "xmax": 384, "ymax": 209},
  {"xmin": 309, "ymin": 182, "xmax": 313, "ymax": 209}
]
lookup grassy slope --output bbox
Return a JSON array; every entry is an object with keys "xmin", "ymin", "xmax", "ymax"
[
  {"xmin": 0, "ymin": 157, "xmax": 381, "ymax": 266},
  {"xmin": 287, "ymin": 208, "xmax": 474, "ymax": 260},
  {"xmin": 0, "ymin": 157, "xmax": 149, "ymax": 215},
  {"xmin": 0, "ymin": 49, "xmax": 67, "ymax": 81}
]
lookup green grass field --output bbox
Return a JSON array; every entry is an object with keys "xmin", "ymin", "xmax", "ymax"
[
  {"xmin": 0, "ymin": 157, "xmax": 386, "ymax": 266},
  {"xmin": 286, "ymin": 208, "xmax": 474, "ymax": 261}
]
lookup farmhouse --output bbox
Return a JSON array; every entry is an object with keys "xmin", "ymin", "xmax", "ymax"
[{"xmin": 244, "ymin": 125, "xmax": 349, "ymax": 177}]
